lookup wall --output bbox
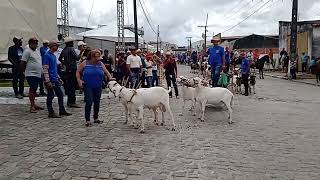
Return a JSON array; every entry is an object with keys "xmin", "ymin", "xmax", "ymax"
[
  {"xmin": 84, "ymin": 37, "xmax": 116, "ymax": 59},
  {"xmin": 312, "ymin": 27, "xmax": 320, "ymax": 58}
]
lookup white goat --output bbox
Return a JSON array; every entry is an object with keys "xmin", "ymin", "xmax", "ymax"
[
  {"xmin": 187, "ymin": 77, "xmax": 234, "ymax": 124},
  {"xmin": 176, "ymin": 76, "xmax": 197, "ymax": 117},
  {"xmin": 111, "ymin": 84, "xmax": 176, "ymax": 133}
]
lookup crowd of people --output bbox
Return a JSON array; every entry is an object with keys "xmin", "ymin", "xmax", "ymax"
[{"xmin": 7, "ymin": 36, "xmax": 180, "ymax": 126}]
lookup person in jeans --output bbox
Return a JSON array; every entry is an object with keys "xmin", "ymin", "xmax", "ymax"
[
  {"xmin": 207, "ymin": 36, "xmax": 225, "ymax": 87},
  {"xmin": 151, "ymin": 55, "xmax": 159, "ymax": 87},
  {"xmin": 8, "ymin": 36, "xmax": 25, "ymax": 99},
  {"xmin": 43, "ymin": 40, "xmax": 72, "ymax": 118},
  {"xmin": 163, "ymin": 52, "xmax": 178, "ymax": 98},
  {"xmin": 301, "ymin": 52, "xmax": 309, "ymax": 73},
  {"xmin": 39, "ymin": 40, "xmax": 50, "ymax": 96},
  {"xmin": 59, "ymin": 37, "xmax": 80, "ymax": 108},
  {"xmin": 145, "ymin": 54, "xmax": 153, "ymax": 88},
  {"xmin": 240, "ymin": 52, "xmax": 250, "ymax": 96},
  {"xmin": 21, "ymin": 37, "xmax": 44, "ymax": 113},
  {"xmin": 77, "ymin": 49, "xmax": 113, "ymax": 127},
  {"xmin": 126, "ymin": 47, "xmax": 142, "ymax": 89}
]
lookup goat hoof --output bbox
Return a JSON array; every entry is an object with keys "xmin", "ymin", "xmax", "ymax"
[
  {"xmin": 171, "ymin": 128, "xmax": 176, "ymax": 131},
  {"xmin": 123, "ymin": 121, "xmax": 128, "ymax": 125},
  {"xmin": 134, "ymin": 125, "xmax": 139, "ymax": 129},
  {"xmin": 140, "ymin": 130, "xmax": 145, "ymax": 133},
  {"xmin": 228, "ymin": 121, "xmax": 234, "ymax": 124},
  {"xmin": 155, "ymin": 122, "xmax": 159, "ymax": 126},
  {"xmin": 160, "ymin": 123, "xmax": 164, "ymax": 126},
  {"xmin": 154, "ymin": 119, "xmax": 156, "ymax": 122},
  {"xmin": 178, "ymin": 113, "xmax": 183, "ymax": 116},
  {"xmin": 192, "ymin": 113, "xmax": 196, "ymax": 116}
]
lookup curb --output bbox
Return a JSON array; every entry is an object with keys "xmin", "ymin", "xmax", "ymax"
[{"xmin": 265, "ymin": 74, "xmax": 320, "ymax": 87}]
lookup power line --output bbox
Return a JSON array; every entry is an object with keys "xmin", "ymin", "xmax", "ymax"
[
  {"xmin": 221, "ymin": 0, "xmax": 273, "ymax": 34},
  {"xmin": 138, "ymin": 0, "xmax": 157, "ymax": 35},
  {"xmin": 83, "ymin": 0, "xmax": 95, "ymax": 36},
  {"xmin": 221, "ymin": 0, "xmax": 244, "ymax": 18},
  {"xmin": 223, "ymin": 0, "xmax": 252, "ymax": 21}
]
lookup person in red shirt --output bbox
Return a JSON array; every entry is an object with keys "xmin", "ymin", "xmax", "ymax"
[{"xmin": 163, "ymin": 52, "xmax": 179, "ymax": 98}]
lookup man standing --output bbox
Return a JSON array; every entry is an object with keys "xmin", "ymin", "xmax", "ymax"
[
  {"xmin": 8, "ymin": 36, "xmax": 25, "ymax": 99},
  {"xmin": 207, "ymin": 36, "xmax": 225, "ymax": 87},
  {"xmin": 101, "ymin": 49, "xmax": 114, "ymax": 74},
  {"xmin": 39, "ymin": 40, "xmax": 50, "ymax": 96},
  {"xmin": 59, "ymin": 37, "xmax": 80, "ymax": 108},
  {"xmin": 126, "ymin": 47, "xmax": 142, "ymax": 89},
  {"xmin": 137, "ymin": 49, "xmax": 147, "ymax": 88},
  {"xmin": 240, "ymin": 52, "xmax": 250, "ymax": 96},
  {"xmin": 225, "ymin": 47, "xmax": 231, "ymax": 73},
  {"xmin": 21, "ymin": 37, "xmax": 44, "ymax": 112},
  {"xmin": 301, "ymin": 52, "xmax": 309, "ymax": 72},
  {"xmin": 163, "ymin": 52, "xmax": 179, "ymax": 98},
  {"xmin": 75, "ymin": 41, "xmax": 87, "ymax": 63},
  {"xmin": 268, "ymin": 49, "xmax": 274, "ymax": 69},
  {"xmin": 43, "ymin": 40, "xmax": 72, "ymax": 118}
]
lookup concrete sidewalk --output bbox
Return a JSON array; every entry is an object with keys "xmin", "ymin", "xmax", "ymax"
[{"xmin": 264, "ymin": 72, "xmax": 320, "ymax": 87}]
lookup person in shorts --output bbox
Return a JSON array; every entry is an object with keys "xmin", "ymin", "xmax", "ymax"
[{"xmin": 21, "ymin": 37, "xmax": 44, "ymax": 113}]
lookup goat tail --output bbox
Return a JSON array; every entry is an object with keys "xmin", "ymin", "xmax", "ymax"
[{"xmin": 167, "ymin": 87, "xmax": 172, "ymax": 94}]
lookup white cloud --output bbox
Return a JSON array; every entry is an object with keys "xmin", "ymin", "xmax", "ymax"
[{"xmin": 66, "ymin": 0, "xmax": 320, "ymax": 46}]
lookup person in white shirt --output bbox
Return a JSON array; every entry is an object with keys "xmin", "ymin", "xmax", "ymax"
[
  {"xmin": 126, "ymin": 47, "xmax": 142, "ymax": 88},
  {"xmin": 145, "ymin": 54, "xmax": 153, "ymax": 88}
]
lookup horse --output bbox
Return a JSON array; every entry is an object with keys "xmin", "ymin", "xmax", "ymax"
[{"xmin": 255, "ymin": 55, "xmax": 269, "ymax": 79}]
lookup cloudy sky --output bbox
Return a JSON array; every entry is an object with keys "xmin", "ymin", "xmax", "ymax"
[{"xmin": 61, "ymin": 0, "xmax": 320, "ymax": 46}]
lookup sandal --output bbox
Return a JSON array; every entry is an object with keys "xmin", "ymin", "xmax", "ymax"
[
  {"xmin": 93, "ymin": 120, "xmax": 103, "ymax": 124},
  {"xmin": 35, "ymin": 106, "xmax": 44, "ymax": 110},
  {"xmin": 85, "ymin": 122, "xmax": 92, "ymax": 127},
  {"xmin": 30, "ymin": 107, "xmax": 38, "ymax": 113}
]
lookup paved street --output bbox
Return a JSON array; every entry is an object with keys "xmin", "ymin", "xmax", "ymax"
[{"xmin": 1, "ymin": 65, "xmax": 320, "ymax": 180}]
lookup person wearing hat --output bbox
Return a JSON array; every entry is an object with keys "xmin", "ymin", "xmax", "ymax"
[
  {"xmin": 43, "ymin": 40, "xmax": 72, "ymax": 118},
  {"xmin": 20, "ymin": 37, "xmax": 44, "ymax": 112},
  {"xmin": 163, "ymin": 52, "xmax": 179, "ymax": 98},
  {"xmin": 75, "ymin": 41, "xmax": 87, "ymax": 63},
  {"xmin": 207, "ymin": 36, "xmax": 225, "ymax": 87},
  {"xmin": 126, "ymin": 47, "xmax": 142, "ymax": 88},
  {"xmin": 8, "ymin": 36, "xmax": 25, "ymax": 99},
  {"xmin": 240, "ymin": 51, "xmax": 250, "ymax": 96},
  {"xmin": 59, "ymin": 37, "xmax": 81, "ymax": 108}
]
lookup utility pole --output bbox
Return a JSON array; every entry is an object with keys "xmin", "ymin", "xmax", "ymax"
[
  {"xmin": 157, "ymin": 25, "xmax": 159, "ymax": 52},
  {"xmin": 117, "ymin": 0, "xmax": 125, "ymax": 50},
  {"xmin": 61, "ymin": 0, "xmax": 69, "ymax": 38},
  {"xmin": 198, "ymin": 13, "xmax": 209, "ymax": 53},
  {"xmin": 186, "ymin": 37, "xmax": 192, "ymax": 53},
  {"xmin": 133, "ymin": 0, "xmax": 139, "ymax": 49},
  {"xmin": 288, "ymin": 0, "xmax": 298, "ymax": 78}
]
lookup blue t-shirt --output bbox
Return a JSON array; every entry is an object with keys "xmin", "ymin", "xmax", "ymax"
[
  {"xmin": 43, "ymin": 51, "xmax": 59, "ymax": 81},
  {"xmin": 225, "ymin": 51, "xmax": 231, "ymax": 65},
  {"xmin": 208, "ymin": 45, "xmax": 225, "ymax": 66},
  {"xmin": 40, "ymin": 46, "xmax": 49, "ymax": 57},
  {"xmin": 83, "ymin": 61, "xmax": 105, "ymax": 89},
  {"xmin": 241, "ymin": 58, "xmax": 250, "ymax": 75},
  {"xmin": 302, "ymin": 54, "xmax": 308, "ymax": 63}
]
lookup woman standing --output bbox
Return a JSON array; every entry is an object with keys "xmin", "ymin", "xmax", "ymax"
[
  {"xmin": 76, "ymin": 49, "xmax": 113, "ymax": 127},
  {"xmin": 145, "ymin": 54, "xmax": 153, "ymax": 87},
  {"xmin": 163, "ymin": 52, "xmax": 179, "ymax": 98},
  {"xmin": 151, "ymin": 55, "xmax": 159, "ymax": 86}
]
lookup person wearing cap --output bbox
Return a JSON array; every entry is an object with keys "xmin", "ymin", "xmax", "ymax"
[
  {"xmin": 163, "ymin": 52, "xmax": 179, "ymax": 98},
  {"xmin": 126, "ymin": 47, "xmax": 142, "ymax": 89},
  {"xmin": 207, "ymin": 36, "xmax": 225, "ymax": 87},
  {"xmin": 75, "ymin": 41, "xmax": 87, "ymax": 63},
  {"xmin": 20, "ymin": 37, "xmax": 44, "ymax": 112},
  {"xmin": 59, "ymin": 37, "xmax": 81, "ymax": 108},
  {"xmin": 43, "ymin": 40, "xmax": 72, "ymax": 118},
  {"xmin": 8, "ymin": 36, "xmax": 25, "ymax": 99},
  {"xmin": 240, "ymin": 51, "xmax": 250, "ymax": 96},
  {"xmin": 38, "ymin": 40, "xmax": 50, "ymax": 96}
]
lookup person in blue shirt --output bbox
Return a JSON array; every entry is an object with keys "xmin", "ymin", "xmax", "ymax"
[
  {"xmin": 207, "ymin": 36, "xmax": 225, "ymax": 87},
  {"xmin": 301, "ymin": 52, "xmax": 309, "ymax": 72},
  {"xmin": 240, "ymin": 51, "xmax": 250, "ymax": 96},
  {"xmin": 225, "ymin": 47, "xmax": 231, "ymax": 73},
  {"xmin": 43, "ymin": 40, "xmax": 71, "ymax": 118},
  {"xmin": 38, "ymin": 40, "xmax": 49, "ymax": 96}
]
